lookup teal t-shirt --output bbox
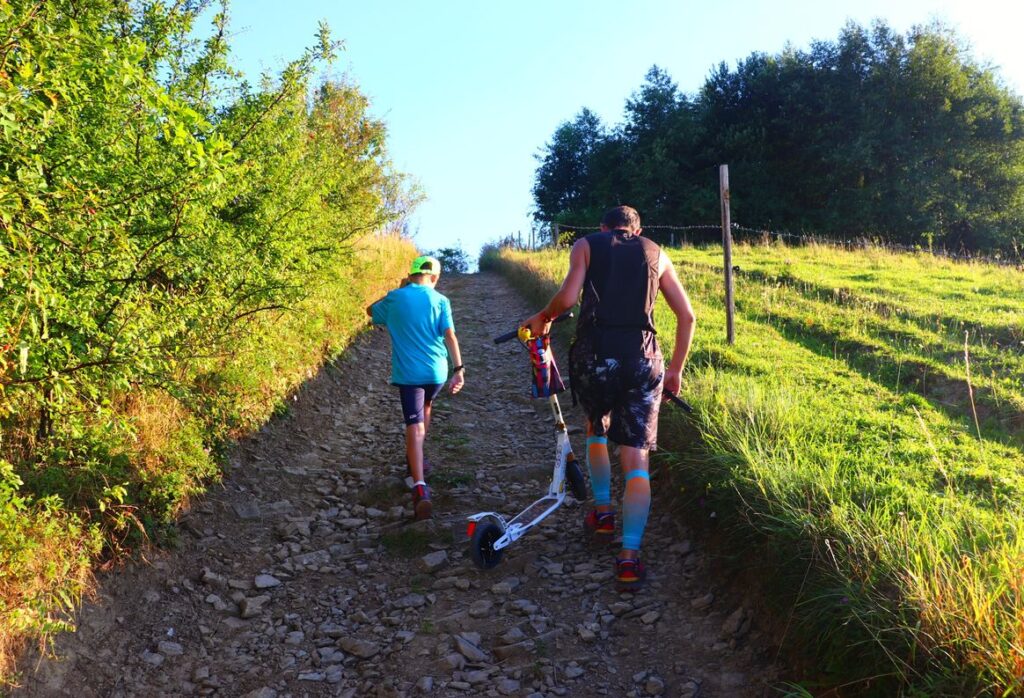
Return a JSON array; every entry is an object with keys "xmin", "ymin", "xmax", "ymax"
[{"xmin": 371, "ymin": 284, "xmax": 454, "ymax": 385}]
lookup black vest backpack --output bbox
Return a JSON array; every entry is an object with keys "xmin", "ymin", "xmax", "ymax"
[{"xmin": 573, "ymin": 230, "xmax": 661, "ymax": 361}]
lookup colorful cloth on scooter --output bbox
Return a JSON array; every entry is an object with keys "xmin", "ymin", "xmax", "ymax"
[{"xmin": 525, "ymin": 334, "xmax": 566, "ymax": 398}]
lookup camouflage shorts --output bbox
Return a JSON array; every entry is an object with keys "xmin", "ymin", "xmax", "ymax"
[{"xmin": 570, "ymin": 354, "xmax": 664, "ymax": 450}]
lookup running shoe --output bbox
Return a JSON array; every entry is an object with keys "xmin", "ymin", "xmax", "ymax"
[
  {"xmin": 584, "ymin": 509, "xmax": 615, "ymax": 543},
  {"xmin": 615, "ymin": 556, "xmax": 646, "ymax": 592},
  {"xmin": 412, "ymin": 483, "xmax": 432, "ymax": 520}
]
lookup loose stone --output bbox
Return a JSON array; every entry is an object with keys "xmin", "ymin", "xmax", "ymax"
[
  {"xmin": 420, "ymin": 550, "xmax": 449, "ymax": 573},
  {"xmin": 454, "ymin": 634, "xmax": 488, "ymax": 663},
  {"xmin": 158, "ymin": 640, "xmax": 184, "ymax": 656},
  {"xmin": 239, "ymin": 595, "xmax": 271, "ymax": 619},
  {"xmin": 254, "ymin": 574, "xmax": 282, "ymax": 589},
  {"xmin": 468, "ymin": 599, "xmax": 494, "ymax": 618},
  {"xmin": 691, "ymin": 592, "xmax": 714, "ymax": 610},
  {"xmin": 338, "ymin": 637, "xmax": 381, "ymax": 659},
  {"xmin": 497, "ymin": 678, "xmax": 521, "ymax": 695}
]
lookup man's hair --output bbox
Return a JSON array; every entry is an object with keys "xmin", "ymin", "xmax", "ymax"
[{"xmin": 601, "ymin": 205, "xmax": 641, "ymax": 232}]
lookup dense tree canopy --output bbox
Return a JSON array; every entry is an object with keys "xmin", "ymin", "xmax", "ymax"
[{"xmin": 533, "ymin": 21, "xmax": 1024, "ymax": 253}]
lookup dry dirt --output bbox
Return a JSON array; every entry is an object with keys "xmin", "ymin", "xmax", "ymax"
[{"xmin": 14, "ymin": 272, "xmax": 785, "ymax": 697}]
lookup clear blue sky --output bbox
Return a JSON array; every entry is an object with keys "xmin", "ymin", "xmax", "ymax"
[{"xmin": 219, "ymin": 0, "xmax": 1024, "ymax": 261}]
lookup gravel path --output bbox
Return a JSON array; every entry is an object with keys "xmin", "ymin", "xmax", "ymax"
[{"xmin": 15, "ymin": 272, "xmax": 783, "ymax": 697}]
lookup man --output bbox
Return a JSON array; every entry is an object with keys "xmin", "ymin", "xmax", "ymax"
[
  {"xmin": 524, "ymin": 206, "xmax": 695, "ymax": 591},
  {"xmin": 368, "ymin": 255, "xmax": 465, "ymax": 520}
]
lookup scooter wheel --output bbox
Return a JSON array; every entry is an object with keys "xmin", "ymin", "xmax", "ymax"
[
  {"xmin": 566, "ymin": 456, "xmax": 588, "ymax": 501},
  {"xmin": 469, "ymin": 520, "xmax": 505, "ymax": 570}
]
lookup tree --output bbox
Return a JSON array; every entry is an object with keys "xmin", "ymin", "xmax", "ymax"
[
  {"xmin": 532, "ymin": 21, "xmax": 1024, "ymax": 253},
  {"xmin": 532, "ymin": 108, "xmax": 606, "ymax": 222},
  {"xmin": 431, "ymin": 245, "xmax": 470, "ymax": 274}
]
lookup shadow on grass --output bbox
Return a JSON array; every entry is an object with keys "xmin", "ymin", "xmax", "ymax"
[
  {"xmin": 756, "ymin": 310, "xmax": 1022, "ymax": 450},
  {"xmin": 733, "ymin": 266, "xmax": 1023, "ymax": 353}
]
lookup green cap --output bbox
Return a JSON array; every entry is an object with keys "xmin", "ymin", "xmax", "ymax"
[{"xmin": 410, "ymin": 255, "xmax": 441, "ymax": 275}]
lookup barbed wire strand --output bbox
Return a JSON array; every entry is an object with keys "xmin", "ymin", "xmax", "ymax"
[{"xmin": 530, "ymin": 222, "xmax": 1023, "ymax": 268}]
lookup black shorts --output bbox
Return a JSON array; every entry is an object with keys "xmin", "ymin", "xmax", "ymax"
[
  {"xmin": 397, "ymin": 384, "xmax": 444, "ymax": 425},
  {"xmin": 570, "ymin": 354, "xmax": 664, "ymax": 450}
]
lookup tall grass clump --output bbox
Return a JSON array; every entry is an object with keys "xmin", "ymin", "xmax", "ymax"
[
  {"xmin": 0, "ymin": 1, "xmax": 420, "ymax": 684},
  {"xmin": 483, "ymin": 242, "xmax": 1024, "ymax": 695}
]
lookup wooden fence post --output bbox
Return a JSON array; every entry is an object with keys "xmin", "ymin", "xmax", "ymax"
[
  {"xmin": 552, "ymin": 223, "xmax": 560, "ymax": 246},
  {"xmin": 720, "ymin": 164, "xmax": 736, "ymax": 345}
]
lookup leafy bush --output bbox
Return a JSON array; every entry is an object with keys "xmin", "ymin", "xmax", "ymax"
[{"xmin": 0, "ymin": 0, "xmax": 419, "ymax": 682}]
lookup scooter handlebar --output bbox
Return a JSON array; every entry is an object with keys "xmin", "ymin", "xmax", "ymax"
[
  {"xmin": 664, "ymin": 392, "xmax": 694, "ymax": 413},
  {"xmin": 493, "ymin": 311, "xmax": 574, "ymax": 344}
]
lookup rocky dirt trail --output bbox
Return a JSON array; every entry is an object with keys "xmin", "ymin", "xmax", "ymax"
[{"xmin": 15, "ymin": 272, "xmax": 784, "ymax": 698}]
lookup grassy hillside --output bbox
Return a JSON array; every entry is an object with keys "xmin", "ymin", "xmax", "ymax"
[{"xmin": 481, "ymin": 242, "xmax": 1024, "ymax": 696}]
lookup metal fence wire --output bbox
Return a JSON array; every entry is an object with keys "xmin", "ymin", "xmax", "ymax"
[{"xmin": 539, "ymin": 222, "xmax": 1023, "ymax": 268}]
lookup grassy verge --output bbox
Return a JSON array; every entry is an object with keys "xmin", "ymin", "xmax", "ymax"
[
  {"xmin": 481, "ymin": 242, "xmax": 1024, "ymax": 696},
  {"xmin": 1, "ymin": 234, "xmax": 416, "ymax": 685}
]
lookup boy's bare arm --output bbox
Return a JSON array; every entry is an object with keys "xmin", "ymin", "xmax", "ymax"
[
  {"xmin": 366, "ymin": 295, "xmax": 386, "ymax": 318},
  {"xmin": 367, "ymin": 279, "xmax": 409, "ymax": 318},
  {"xmin": 444, "ymin": 328, "xmax": 465, "ymax": 394}
]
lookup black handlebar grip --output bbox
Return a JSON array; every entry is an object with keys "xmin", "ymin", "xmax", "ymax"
[
  {"xmin": 493, "ymin": 329, "xmax": 519, "ymax": 344},
  {"xmin": 665, "ymin": 392, "xmax": 694, "ymax": 413}
]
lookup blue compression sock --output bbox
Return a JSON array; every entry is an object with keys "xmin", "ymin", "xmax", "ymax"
[
  {"xmin": 621, "ymin": 469, "xmax": 651, "ymax": 551},
  {"xmin": 586, "ymin": 436, "xmax": 611, "ymax": 507}
]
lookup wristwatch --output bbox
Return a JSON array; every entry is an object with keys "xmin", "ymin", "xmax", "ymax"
[{"xmin": 452, "ymin": 365, "xmax": 465, "ymax": 372}]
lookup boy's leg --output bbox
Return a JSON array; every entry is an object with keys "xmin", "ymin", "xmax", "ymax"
[
  {"xmin": 399, "ymin": 386, "xmax": 428, "ymax": 484},
  {"xmin": 419, "ymin": 383, "xmax": 443, "ymax": 477},
  {"xmin": 405, "ymin": 422, "xmax": 427, "ymax": 483}
]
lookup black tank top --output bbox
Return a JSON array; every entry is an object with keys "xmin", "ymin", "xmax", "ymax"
[{"xmin": 575, "ymin": 230, "xmax": 661, "ymax": 359}]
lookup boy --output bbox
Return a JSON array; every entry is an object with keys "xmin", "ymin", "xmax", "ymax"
[{"xmin": 367, "ymin": 255, "xmax": 465, "ymax": 520}]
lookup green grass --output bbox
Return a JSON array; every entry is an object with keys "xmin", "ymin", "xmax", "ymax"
[
  {"xmin": 430, "ymin": 468, "xmax": 476, "ymax": 488},
  {"xmin": 481, "ymin": 241, "xmax": 1024, "ymax": 696}
]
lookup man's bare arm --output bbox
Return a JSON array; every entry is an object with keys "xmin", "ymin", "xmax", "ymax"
[
  {"xmin": 524, "ymin": 238, "xmax": 589, "ymax": 336},
  {"xmin": 658, "ymin": 252, "xmax": 696, "ymax": 397}
]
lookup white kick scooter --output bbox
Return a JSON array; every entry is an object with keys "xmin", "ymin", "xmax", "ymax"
[
  {"xmin": 466, "ymin": 313, "xmax": 694, "ymax": 570},
  {"xmin": 466, "ymin": 313, "xmax": 587, "ymax": 569}
]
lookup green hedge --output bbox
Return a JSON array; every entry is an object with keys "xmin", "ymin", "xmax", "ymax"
[{"xmin": 1, "ymin": 1, "xmax": 419, "ymax": 683}]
